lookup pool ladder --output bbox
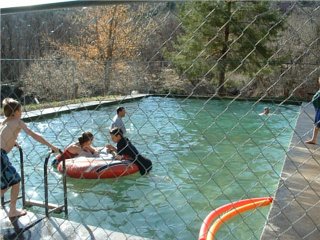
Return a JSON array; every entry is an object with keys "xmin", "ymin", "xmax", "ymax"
[{"xmin": 1, "ymin": 147, "xmax": 68, "ymax": 218}]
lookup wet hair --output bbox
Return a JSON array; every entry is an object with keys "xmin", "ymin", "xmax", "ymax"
[
  {"xmin": 116, "ymin": 107, "xmax": 125, "ymax": 114},
  {"xmin": 78, "ymin": 131, "xmax": 94, "ymax": 146},
  {"xmin": 2, "ymin": 98, "xmax": 21, "ymax": 117},
  {"xmin": 109, "ymin": 127, "xmax": 123, "ymax": 137}
]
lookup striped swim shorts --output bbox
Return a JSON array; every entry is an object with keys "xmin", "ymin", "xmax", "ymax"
[{"xmin": 1, "ymin": 149, "xmax": 21, "ymax": 190}]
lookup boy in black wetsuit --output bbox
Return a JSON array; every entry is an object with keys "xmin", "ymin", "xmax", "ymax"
[{"xmin": 106, "ymin": 127, "xmax": 152, "ymax": 175}]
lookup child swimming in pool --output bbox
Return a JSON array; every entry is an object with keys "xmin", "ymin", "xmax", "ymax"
[
  {"xmin": 106, "ymin": 127, "xmax": 152, "ymax": 175},
  {"xmin": 1, "ymin": 98, "xmax": 59, "ymax": 218},
  {"xmin": 259, "ymin": 107, "xmax": 270, "ymax": 116}
]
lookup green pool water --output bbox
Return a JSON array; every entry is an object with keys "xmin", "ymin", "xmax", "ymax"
[{"xmin": 10, "ymin": 96, "xmax": 300, "ymax": 239}]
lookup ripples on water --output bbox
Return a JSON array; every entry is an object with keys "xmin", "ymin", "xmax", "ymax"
[{"xmin": 10, "ymin": 97, "xmax": 299, "ymax": 239}]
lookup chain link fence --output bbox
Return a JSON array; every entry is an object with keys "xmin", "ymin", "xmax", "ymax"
[{"xmin": 1, "ymin": 1, "xmax": 320, "ymax": 240}]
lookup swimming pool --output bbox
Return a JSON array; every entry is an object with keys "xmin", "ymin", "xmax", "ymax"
[{"xmin": 10, "ymin": 96, "xmax": 300, "ymax": 239}]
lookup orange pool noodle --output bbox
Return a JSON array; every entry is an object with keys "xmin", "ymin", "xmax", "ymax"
[
  {"xmin": 198, "ymin": 197, "xmax": 272, "ymax": 240},
  {"xmin": 206, "ymin": 198, "xmax": 272, "ymax": 240}
]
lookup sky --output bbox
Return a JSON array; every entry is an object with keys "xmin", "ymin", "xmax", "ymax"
[{"xmin": 0, "ymin": 0, "xmax": 69, "ymax": 9}]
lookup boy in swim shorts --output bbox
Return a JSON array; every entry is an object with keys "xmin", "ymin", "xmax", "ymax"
[{"xmin": 1, "ymin": 98, "xmax": 59, "ymax": 218}]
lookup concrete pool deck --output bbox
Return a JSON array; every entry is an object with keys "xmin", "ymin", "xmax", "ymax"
[
  {"xmin": 261, "ymin": 102, "xmax": 320, "ymax": 239},
  {"xmin": 0, "ymin": 208, "xmax": 149, "ymax": 240},
  {"xmin": 19, "ymin": 94, "xmax": 149, "ymax": 121}
]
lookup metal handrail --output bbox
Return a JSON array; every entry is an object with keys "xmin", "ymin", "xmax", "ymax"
[
  {"xmin": 1, "ymin": 147, "xmax": 68, "ymax": 219},
  {"xmin": 44, "ymin": 150, "xmax": 68, "ymax": 218},
  {"xmin": 18, "ymin": 146, "xmax": 26, "ymax": 208}
]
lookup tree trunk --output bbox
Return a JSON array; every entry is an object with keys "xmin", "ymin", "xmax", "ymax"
[
  {"xmin": 217, "ymin": 2, "xmax": 231, "ymax": 96},
  {"xmin": 103, "ymin": 6, "xmax": 118, "ymax": 95}
]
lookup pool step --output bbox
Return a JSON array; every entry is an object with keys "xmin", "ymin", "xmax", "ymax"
[{"xmin": 24, "ymin": 199, "xmax": 64, "ymax": 214}]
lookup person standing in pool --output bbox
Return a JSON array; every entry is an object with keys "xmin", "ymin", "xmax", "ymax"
[
  {"xmin": 106, "ymin": 127, "xmax": 152, "ymax": 175},
  {"xmin": 0, "ymin": 98, "xmax": 59, "ymax": 218},
  {"xmin": 110, "ymin": 107, "xmax": 126, "ymax": 135},
  {"xmin": 306, "ymin": 77, "xmax": 320, "ymax": 144}
]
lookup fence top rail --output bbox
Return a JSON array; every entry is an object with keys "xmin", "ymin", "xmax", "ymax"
[{"xmin": 0, "ymin": 0, "xmax": 184, "ymax": 15}]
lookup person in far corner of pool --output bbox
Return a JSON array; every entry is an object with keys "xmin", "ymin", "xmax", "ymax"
[
  {"xmin": 305, "ymin": 76, "xmax": 320, "ymax": 145},
  {"xmin": 259, "ymin": 107, "xmax": 270, "ymax": 116},
  {"xmin": 52, "ymin": 131, "xmax": 99, "ymax": 166},
  {"xmin": 106, "ymin": 127, "xmax": 152, "ymax": 175},
  {"xmin": 110, "ymin": 106, "xmax": 126, "ymax": 135}
]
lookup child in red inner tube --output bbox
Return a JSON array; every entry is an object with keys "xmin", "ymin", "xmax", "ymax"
[
  {"xmin": 53, "ymin": 132, "xmax": 99, "ymax": 166},
  {"xmin": 106, "ymin": 127, "xmax": 152, "ymax": 175}
]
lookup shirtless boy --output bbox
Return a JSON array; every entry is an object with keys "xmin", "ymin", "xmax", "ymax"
[{"xmin": 1, "ymin": 98, "xmax": 58, "ymax": 218}]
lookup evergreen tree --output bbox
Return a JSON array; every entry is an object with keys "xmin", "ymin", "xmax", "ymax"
[{"xmin": 166, "ymin": 1, "xmax": 285, "ymax": 95}]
